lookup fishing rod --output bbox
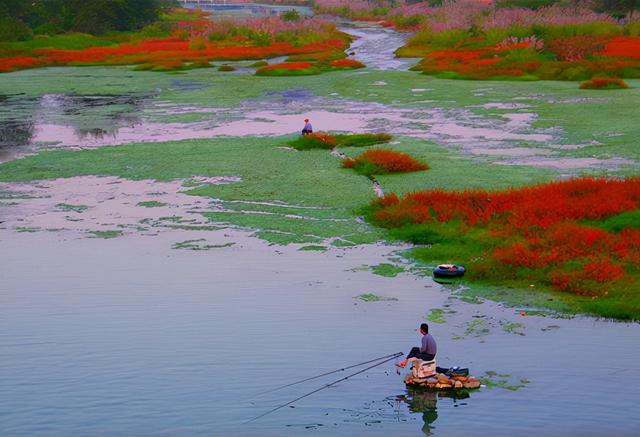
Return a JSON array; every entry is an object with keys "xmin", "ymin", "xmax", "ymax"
[
  {"xmin": 257, "ymin": 351, "xmax": 405, "ymax": 395},
  {"xmin": 245, "ymin": 351, "xmax": 403, "ymax": 424}
]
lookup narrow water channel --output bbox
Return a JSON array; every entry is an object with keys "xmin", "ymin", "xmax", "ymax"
[{"xmin": 339, "ymin": 22, "xmax": 421, "ymax": 71}]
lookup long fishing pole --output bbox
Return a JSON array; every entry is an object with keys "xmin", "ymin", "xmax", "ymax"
[
  {"xmin": 245, "ymin": 351, "xmax": 403, "ymax": 424},
  {"xmin": 257, "ymin": 351, "xmax": 405, "ymax": 395}
]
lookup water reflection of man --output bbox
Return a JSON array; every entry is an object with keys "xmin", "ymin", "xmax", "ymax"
[
  {"xmin": 406, "ymin": 388, "xmax": 438, "ymax": 436},
  {"xmin": 400, "ymin": 387, "xmax": 470, "ymax": 436},
  {"xmin": 398, "ymin": 323, "xmax": 437, "ymax": 368}
]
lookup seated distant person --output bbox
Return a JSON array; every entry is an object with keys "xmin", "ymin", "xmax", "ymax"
[
  {"xmin": 302, "ymin": 118, "xmax": 313, "ymax": 135},
  {"xmin": 398, "ymin": 323, "xmax": 437, "ymax": 367}
]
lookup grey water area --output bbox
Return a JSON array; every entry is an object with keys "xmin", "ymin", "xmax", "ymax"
[{"xmin": 2, "ymin": 227, "xmax": 640, "ymax": 436}]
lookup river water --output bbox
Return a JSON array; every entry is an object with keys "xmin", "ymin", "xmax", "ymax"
[
  {"xmin": 1, "ymin": 11, "xmax": 640, "ymax": 437},
  {"xmin": 2, "ymin": 229, "xmax": 640, "ymax": 436}
]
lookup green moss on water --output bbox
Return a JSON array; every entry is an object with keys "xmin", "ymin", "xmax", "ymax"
[
  {"xmin": 463, "ymin": 319, "xmax": 491, "ymax": 338},
  {"xmin": 1, "ymin": 68, "xmax": 639, "ymax": 317},
  {"xmin": 164, "ymin": 224, "xmax": 222, "ymax": 231},
  {"xmin": 160, "ymin": 112, "xmax": 212, "ymax": 123},
  {"xmin": 137, "ymin": 201, "xmax": 167, "ymax": 208},
  {"xmin": 356, "ymin": 293, "xmax": 399, "ymax": 302},
  {"xmin": 202, "ymin": 210, "xmax": 381, "ymax": 244},
  {"xmin": 222, "ymin": 201, "xmax": 353, "ymax": 220},
  {"xmin": 370, "ymin": 142, "xmax": 555, "ymax": 194},
  {"xmin": 0, "ymin": 191, "xmax": 34, "ymax": 199},
  {"xmin": 426, "ymin": 308, "xmax": 446, "ymax": 324},
  {"xmin": 172, "ymin": 239, "xmax": 234, "ymax": 250},
  {"xmin": 16, "ymin": 226, "xmax": 40, "ymax": 233},
  {"xmin": 457, "ymin": 295, "xmax": 483, "ymax": 304},
  {"xmin": 2, "ymin": 68, "xmax": 639, "ymax": 169},
  {"xmin": 480, "ymin": 371, "xmax": 529, "ymax": 391},
  {"xmin": 500, "ymin": 321, "xmax": 525, "ymax": 336},
  {"xmin": 253, "ymin": 230, "xmax": 322, "ymax": 244},
  {"xmin": 299, "ymin": 245, "xmax": 327, "ymax": 251},
  {"xmin": 157, "ymin": 216, "xmax": 183, "ymax": 222},
  {"xmin": 89, "ymin": 230, "xmax": 123, "ymax": 239},
  {"xmin": 370, "ymin": 263, "xmax": 405, "ymax": 277},
  {"xmin": 55, "ymin": 203, "xmax": 88, "ymax": 213}
]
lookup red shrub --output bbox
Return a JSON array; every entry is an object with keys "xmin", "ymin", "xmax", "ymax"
[
  {"xmin": 583, "ymin": 259, "xmax": 626, "ymax": 283},
  {"xmin": 549, "ymin": 259, "xmax": 626, "ymax": 296},
  {"xmin": 547, "ymin": 36, "xmax": 609, "ymax": 62},
  {"xmin": 342, "ymin": 149, "xmax": 429, "ymax": 174},
  {"xmin": 375, "ymin": 193, "xmax": 400, "ymax": 208},
  {"xmin": 600, "ymin": 36, "xmax": 640, "ymax": 59},
  {"xmin": 1, "ymin": 35, "xmax": 348, "ymax": 73},
  {"xmin": 370, "ymin": 178, "xmax": 640, "ymax": 296},
  {"xmin": 257, "ymin": 62, "xmax": 313, "ymax": 71},
  {"xmin": 580, "ymin": 77, "xmax": 628, "ymax": 89},
  {"xmin": 330, "ymin": 59, "xmax": 365, "ymax": 68},
  {"xmin": 387, "ymin": 177, "xmax": 640, "ymax": 229},
  {"xmin": 0, "ymin": 56, "xmax": 39, "ymax": 72}
]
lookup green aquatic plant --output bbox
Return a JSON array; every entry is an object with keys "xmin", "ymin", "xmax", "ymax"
[
  {"xmin": 16, "ymin": 226, "xmax": 40, "ymax": 232},
  {"xmin": 137, "ymin": 201, "xmax": 167, "ymax": 208},
  {"xmin": 426, "ymin": 308, "xmax": 446, "ymax": 324},
  {"xmin": 500, "ymin": 321, "xmax": 525, "ymax": 336},
  {"xmin": 480, "ymin": 371, "xmax": 530, "ymax": 391},
  {"xmin": 356, "ymin": 293, "xmax": 399, "ymax": 302},
  {"xmin": 370, "ymin": 263, "xmax": 405, "ymax": 277},
  {"xmin": 89, "ymin": 230, "xmax": 123, "ymax": 239},
  {"xmin": 462, "ymin": 319, "xmax": 491, "ymax": 338},
  {"xmin": 172, "ymin": 239, "xmax": 235, "ymax": 250},
  {"xmin": 55, "ymin": 203, "xmax": 88, "ymax": 213},
  {"xmin": 299, "ymin": 245, "xmax": 327, "ymax": 251}
]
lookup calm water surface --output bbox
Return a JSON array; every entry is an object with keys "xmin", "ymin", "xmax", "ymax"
[{"xmin": 1, "ymin": 231, "xmax": 639, "ymax": 436}]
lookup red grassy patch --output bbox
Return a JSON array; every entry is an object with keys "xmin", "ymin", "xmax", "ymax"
[
  {"xmin": 0, "ymin": 34, "xmax": 348, "ymax": 72},
  {"xmin": 369, "ymin": 177, "xmax": 640, "ymax": 297},
  {"xmin": 580, "ymin": 77, "xmax": 628, "ymax": 89},
  {"xmin": 342, "ymin": 149, "xmax": 429, "ymax": 174},
  {"xmin": 600, "ymin": 36, "xmax": 640, "ymax": 59},
  {"xmin": 257, "ymin": 62, "xmax": 313, "ymax": 71},
  {"xmin": 0, "ymin": 56, "xmax": 40, "ymax": 72},
  {"xmin": 329, "ymin": 59, "xmax": 365, "ymax": 68}
]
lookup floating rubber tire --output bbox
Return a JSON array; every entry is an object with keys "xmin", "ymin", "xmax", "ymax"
[{"xmin": 433, "ymin": 264, "xmax": 465, "ymax": 278}]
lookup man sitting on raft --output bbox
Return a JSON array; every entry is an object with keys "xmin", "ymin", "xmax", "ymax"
[
  {"xmin": 397, "ymin": 323, "xmax": 437, "ymax": 367},
  {"xmin": 302, "ymin": 118, "xmax": 313, "ymax": 135}
]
